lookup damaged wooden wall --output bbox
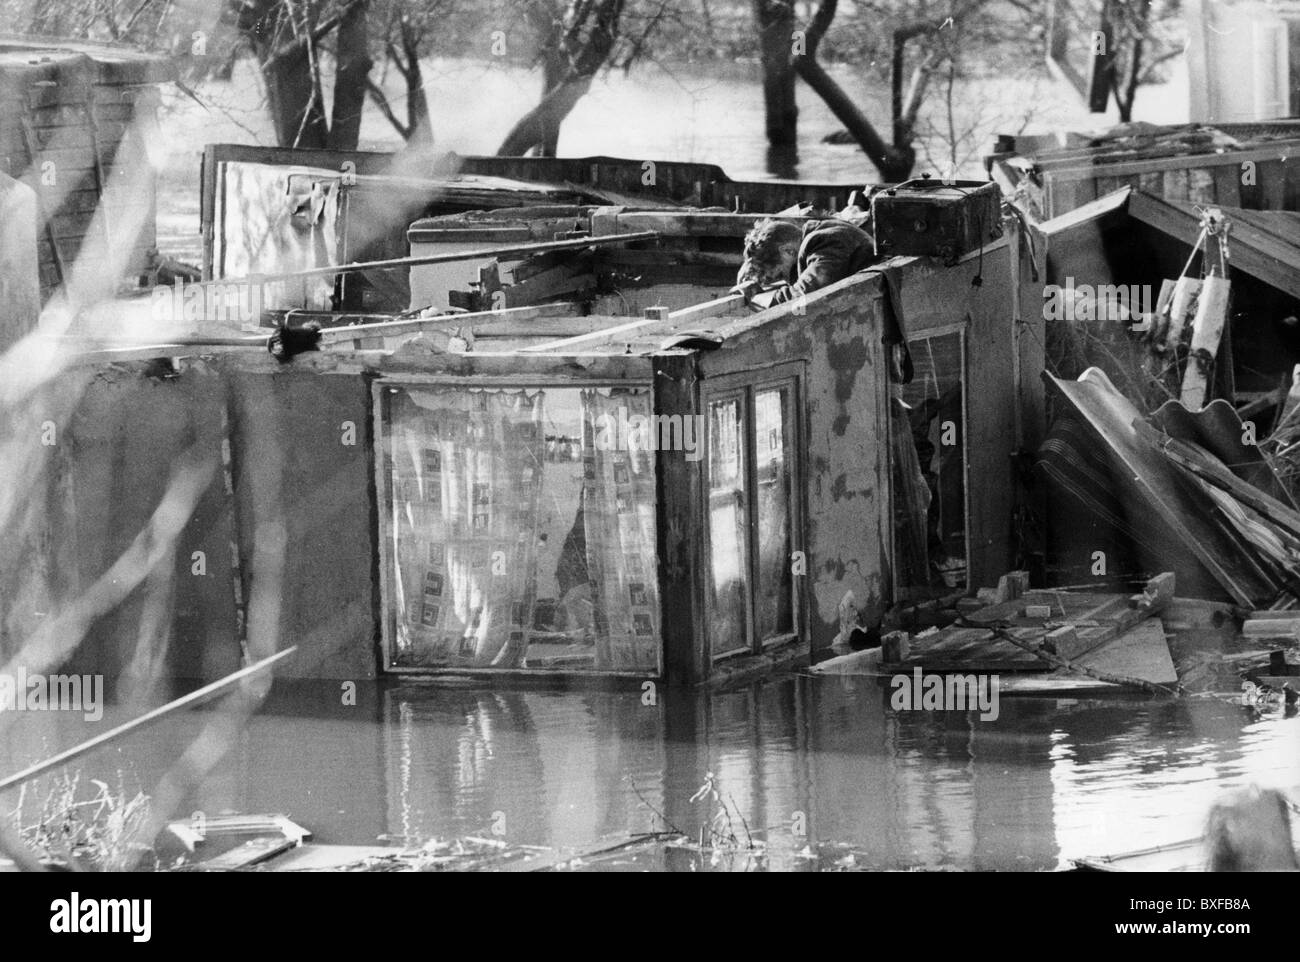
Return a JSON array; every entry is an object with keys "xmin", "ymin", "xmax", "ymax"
[
  {"xmin": 6, "ymin": 357, "xmax": 378, "ymax": 692},
  {"xmin": 0, "ymin": 42, "xmax": 172, "ymax": 302}
]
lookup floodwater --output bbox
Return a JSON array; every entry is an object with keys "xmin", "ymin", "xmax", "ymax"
[
  {"xmin": 5, "ymin": 53, "xmax": 1254, "ymax": 872},
  {"xmin": 3, "ymin": 675, "xmax": 1296, "ymax": 871}
]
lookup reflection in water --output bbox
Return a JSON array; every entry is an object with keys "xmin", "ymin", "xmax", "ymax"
[{"xmin": 3, "ymin": 676, "xmax": 1296, "ymax": 870}]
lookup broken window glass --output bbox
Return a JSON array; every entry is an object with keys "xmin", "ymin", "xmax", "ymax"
[{"xmin": 896, "ymin": 331, "xmax": 967, "ymax": 591}]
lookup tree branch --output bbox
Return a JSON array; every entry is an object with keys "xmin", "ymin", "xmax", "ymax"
[
  {"xmin": 262, "ymin": 0, "xmax": 367, "ymax": 70},
  {"xmin": 366, "ymin": 78, "xmax": 411, "ymax": 139}
]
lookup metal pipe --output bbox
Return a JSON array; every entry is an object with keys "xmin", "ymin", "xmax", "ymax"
[
  {"xmin": 0, "ymin": 647, "xmax": 297, "ymax": 795},
  {"xmin": 241, "ymin": 230, "xmax": 660, "ymax": 284}
]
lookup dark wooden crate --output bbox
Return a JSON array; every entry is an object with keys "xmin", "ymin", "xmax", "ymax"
[{"xmin": 872, "ymin": 179, "xmax": 1003, "ymax": 264}]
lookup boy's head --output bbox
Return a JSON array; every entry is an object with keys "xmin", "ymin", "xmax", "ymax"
[
  {"xmin": 1204, "ymin": 786, "xmax": 1299, "ymax": 872},
  {"xmin": 738, "ymin": 218, "xmax": 802, "ymax": 287}
]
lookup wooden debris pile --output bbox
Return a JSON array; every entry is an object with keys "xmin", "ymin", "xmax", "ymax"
[
  {"xmin": 1041, "ymin": 368, "xmax": 1300, "ymax": 607},
  {"xmin": 875, "ymin": 571, "xmax": 1181, "ymax": 696}
]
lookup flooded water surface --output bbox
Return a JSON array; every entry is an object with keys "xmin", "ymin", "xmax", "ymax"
[{"xmin": 4, "ymin": 676, "xmax": 1296, "ymax": 870}]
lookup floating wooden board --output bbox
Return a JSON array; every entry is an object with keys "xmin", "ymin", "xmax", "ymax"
[
  {"xmin": 188, "ymin": 835, "xmax": 299, "ymax": 871},
  {"xmin": 893, "ymin": 581, "xmax": 1170, "ymax": 674},
  {"xmin": 1074, "ymin": 835, "xmax": 1300, "ymax": 872},
  {"xmin": 881, "ymin": 625, "xmax": 1052, "ymax": 673}
]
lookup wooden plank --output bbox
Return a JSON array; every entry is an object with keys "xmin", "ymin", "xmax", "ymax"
[
  {"xmin": 316, "ymin": 302, "xmax": 581, "ymax": 342},
  {"xmin": 1129, "ymin": 192, "xmax": 1300, "ymax": 301},
  {"xmin": 1147, "ymin": 430, "xmax": 1300, "ymax": 539},
  {"xmin": 519, "ymin": 292, "xmax": 745, "ymax": 353},
  {"xmin": 188, "ymin": 835, "xmax": 298, "ymax": 871},
  {"xmin": 502, "ymin": 266, "xmax": 595, "ymax": 306},
  {"xmin": 1038, "ymin": 141, "xmax": 1300, "ymax": 178}
]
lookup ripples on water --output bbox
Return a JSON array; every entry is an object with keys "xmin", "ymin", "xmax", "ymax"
[{"xmin": 3, "ymin": 676, "xmax": 1295, "ymax": 870}]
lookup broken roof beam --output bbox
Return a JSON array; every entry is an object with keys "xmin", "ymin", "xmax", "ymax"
[
  {"xmin": 1129, "ymin": 191, "xmax": 1300, "ymax": 302},
  {"xmin": 317, "ymin": 302, "xmax": 582, "ymax": 345},
  {"xmin": 518, "ymin": 292, "xmax": 746, "ymax": 353}
]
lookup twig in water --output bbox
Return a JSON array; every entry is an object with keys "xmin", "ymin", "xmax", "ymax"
[{"xmin": 627, "ymin": 775, "xmax": 684, "ymax": 836}]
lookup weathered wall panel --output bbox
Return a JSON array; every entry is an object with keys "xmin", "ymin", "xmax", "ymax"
[
  {"xmin": 226, "ymin": 365, "xmax": 378, "ymax": 681},
  {"xmin": 703, "ymin": 275, "xmax": 892, "ymax": 656}
]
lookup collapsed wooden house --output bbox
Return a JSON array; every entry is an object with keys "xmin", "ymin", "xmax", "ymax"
[
  {"xmin": 1000, "ymin": 181, "xmax": 1300, "ymax": 609},
  {"xmin": 7, "ymin": 148, "xmax": 1045, "ymax": 689}
]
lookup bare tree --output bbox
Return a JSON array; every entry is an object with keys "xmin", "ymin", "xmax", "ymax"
[
  {"xmin": 1107, "ymin": 0, "xmax": 1182, "ymax": 122},
  {"xmin": 794, "ymin": 0, "xmax": 975, "ymax": 181},
  {"xmin": 497, "ymin": 0, "xmax": 668, "ymax": 157},
  {"xmin": 366, "ymin": 0, "xmax": 442, "ymax": 144},
  {"xmin": 228, "ymin": 0, "xmax": 374, "ymax": 150}
]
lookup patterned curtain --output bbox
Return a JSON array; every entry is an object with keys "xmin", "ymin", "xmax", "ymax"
[
  {"xmin": 580, "ymin": 389, "xmax": 661, "ymax": 672},
  {"xmin": 388, "ymin": 388, "xmax": 545, "ymax": 668}
]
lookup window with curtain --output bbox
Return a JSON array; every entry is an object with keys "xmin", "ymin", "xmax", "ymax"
[{"xmin": 378, "ymin": 384, "xmax": 661, "ymax": 673}]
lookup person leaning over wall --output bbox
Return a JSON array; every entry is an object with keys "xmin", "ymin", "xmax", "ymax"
[{"xmin": 730, "ymin": 215, "xmax": 876, "ymax": 307}]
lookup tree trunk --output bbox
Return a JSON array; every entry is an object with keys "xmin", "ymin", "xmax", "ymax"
[
  {"xmin": 404, "ymin": 61, "xmax": 433, "ymax": 146},
  {"xmin": 538, "ymin": 49, "xmax": 569, "ymax": 157},
  {"xmin": 237, "ymin": 0, "xmax": 329, "ymax": 149},
  {"xmin": 793, "ymin": 0, "xmax": 913, "ymax": 180},
  {"xmin": 498, "ymin": 0, "xmax": 625, "ymax": 156},
  {"xmin": 498, "ymin": 75, "xmax": 594, "ymax": 156},
  {"xmin": 797, "ymin": 56, "xmax": 913, "ymax": 180},
  {"xmin": 401, "ymin": 20, "xmax": 433, "ymax": 145},
  {"xmin": 753, "ymin": 0, "xmax": 798, "ymax": 153},
  {"xmin": 264, "ymin": 45, "xmax": 329, "ymax": 148},
  {"xmin": 1114, "ymin": 0, "xmax": 1152, "ymax": 123},
  {"xmin": 328, "ymin": 0, "xmax": 371, "ymax": 150}
]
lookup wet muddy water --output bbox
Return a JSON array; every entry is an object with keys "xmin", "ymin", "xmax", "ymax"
[{"xmin": 4, "ymin": 675, "xmax": 1296, "ymax": 870}]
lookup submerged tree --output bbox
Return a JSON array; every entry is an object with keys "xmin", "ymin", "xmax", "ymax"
[
  {"xmin": 794, "ymin": 0, "xmax": 1006, "ymax": 182},
  {"xmin": 753, "ymin": 0, "xmax": 798, "ymax": 174},
  {"xmin": 496, "ymin": 0, "xmax": 669, "ymax": 157}
]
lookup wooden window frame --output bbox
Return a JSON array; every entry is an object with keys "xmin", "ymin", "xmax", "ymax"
[
  {"xmin": 701, "ymin": 362, "xmax": 807, "ymax": 662},
  {"xmin": 371, "ymin": 374, "xmax": 664, "ymax": 678}
]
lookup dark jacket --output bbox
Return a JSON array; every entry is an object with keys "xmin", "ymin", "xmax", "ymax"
[{"xmin": 767, "ymin": 219, "xmax": 875, "ymax": 305}]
